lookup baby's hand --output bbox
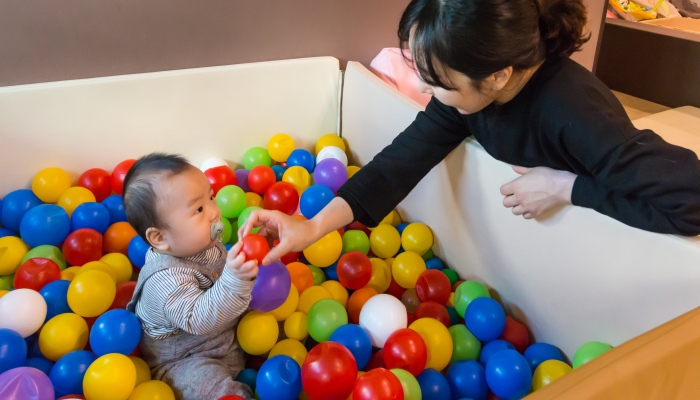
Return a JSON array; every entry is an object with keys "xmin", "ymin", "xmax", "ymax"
[{"xmin": 225, "ymin": 242, "xmax": 258, "ymax": 281}]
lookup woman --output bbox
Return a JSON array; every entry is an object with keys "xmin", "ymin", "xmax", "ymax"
[{"xmin": 243, "ymin": 0, "xmax": 700, "ymax": 265}]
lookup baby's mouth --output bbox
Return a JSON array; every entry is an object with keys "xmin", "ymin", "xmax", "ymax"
[{"xmin": 210, "ymin": 220, "xmax": 225, "ymax": 241}]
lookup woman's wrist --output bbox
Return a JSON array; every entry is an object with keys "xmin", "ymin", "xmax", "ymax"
[{"xmin": 556, "ymin": 170, "xmax": 577, "ymax": 205}]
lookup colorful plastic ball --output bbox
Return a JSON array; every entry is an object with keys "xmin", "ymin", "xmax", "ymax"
[
  {"xmin": 284, "ymin": 312, "xmax": 308, "ymax": 341},
  {"xmin": 316, "ymin": 146, "xmax": 348, "ymax": 166},
  {"xmin": 532, "ymin": 359, "xmax": 572, "ymax": 391},
  {"xmin": 307, "ymin": 298, "xmax": 348, "ymax": 342},
  {"xmin": 424, "ymin": 257, "xmax": 444, "ymax": 270},
  {"xmin": 320, "ymin": 280, "xmax": 349, "ymax": 308},
  {"xmin": 0, "ymin": 366, "xmax": 55, "ymax": 400},
  {"xmin": 129, "ymin": 356, "xmax": 151, "ymax": 386},
  {"xmin": 100, "ymin": 253, "xmax": 133, "ymax": 285},
  {"xmin": 269, "ymin": 284, "xmax": 299, "ymax": 322},
  {"xmin": 283, "ymin": 166, "xmax": 311, "ymax": 194},
  {"xmin": 301, "ymin": 341, "xmax": 357, "ymax": 400},
  {"xmin": 256, "ymin": 355, "xmax": 302, "ymax": 400},
  {"xmin": 67, "ymin": 270, "xmax": 116, "ymax": 317},
  {"xmin": 416, "ymin": 369, "xmax": 451, "ymax": 400},
  {"xmin": 24, "ymin": 356, "xmax": 54, "ymax": 376},
  {"xmin": 57, "ymin": 187, "xmax": 96, "ymax": 217},
  {"xmin": 237, "ymin": 311, "xmax": 279, "ymax": 355},
  {"xmin": 286, "ymin": 262, "xmax": 314, "ymax": 294},
  {"xmin": 0, "ymin": 236, "xmax": 29, "ymax": 275},
  {"xmin": 345, "ymin": 165, "xmax": 361, "ymax": 179},
  {"xmin": 448, "ymin": 325, "xmax": 481, "ymax": 363},
  {"xmin": 126, "ymin": 236, "xmax": 148, "ymax": 269},
  {"xmin": 63, "ymin": 228, "xmax": 103, "ymax": 266},
  {"xmin": 237, "ymin": 206, "xmax": 262, "ymax": 233},
  {"xmin": 0, "ymin": 289, "xmax": 47, "ymax": 338},
  {"xmin": 364, "ymin": 348, "xmax": 386, "ymax": 371},
  {"xmin": 307, "ymin": 265, "xmax": 326, "ymax": 286},
  {"xmin": 75, "ymin": 261, "xmax": 117, "ymax": 283},
  {"xmin": 14, "ymin": 258, "xmax": 61, "ymax": 291},
  {"xmin": 71, "ymin": 202, "xmax": 111, "ymax": 234},
  {"xmin": 390, "ymin": 368, "xmax": 421, "ymax": 400},
  {"xmin": 441, "ymin": 269, "xmax": 459, "ymax": 286},
  {"xmin": 205, "ymin": 165, "xmax": 237, "ymax": 196},
  {"xmin": 400, "ymin": 223, "xmax": 433, "ymax": 256},
  {"xmin": 572, "ymin": 341, "xmax": 612, "ymax": 368},
  {"xmin": 235, "ymin": 368, "xmax": 258, "ymax": 392},
  {"xmin": 465, "ymin": 297, "xmax": 506, "ymax": 342},
  {"xmin": 369, "ymin": 224, "xmax": 400, "ymax": 259},
  {"xmin": 392, "ymin": 251, "xmax": 426, "ymax": 289},
  {"xmin": 241, "ymin": 234, "xmax": 269, "ymax": 265},
  {"xmin": 341, "ymin": 230, "xmax": 369, "ymax": 254},
  {"xmin": 103, "ymin": 221, "xmax": 137, "ymax": 255},
  {"xmin": 353, "ymin": 368, "xmax": 403, "ymax": 400},
  {"xmin": 313, "ymin": 159, "xmax": 347, "ymax": 193},
  {"xmin": 287, "ymin": 149, "xmax": 315, "ymax": 173},
  {"xmin": 112, "ymin": 159, "xmax": 136, "ymax": 195},
  {"xmin": 90, "ymin": 309, "xmax": 141, "ymax": 356},
  {"xmin": 243, "ymin": 147, "xmax": 272, "ymax": 170},
  {"xmin": 485, "ymin": 349, "xmax": 532, "ymax": 399},
  {"xmin": 402, "ymin": 288, "xmax": 422, "ymax": 313},
  {"xmin": 315, "ymin": 134, "xmax": 346, "ymax": 155},
  {"xmin": 408, "ymin": 317, "xmax": 453, "ymax": 371},
  {"xmin": 0, "ymin": 228, "xmax": 14, "ymax": 238},
  {"xmin": 22, "ymin": 244, "xmax": 66, "ymax": 270},
  {"xmin": 271, "ymin": 165, "xmax": 287, "ymax": 181},
  {"xmin": 60, "ymin": 266, "xmax": 80, "ymax": 281},
  {"xmin": 50, "ymin": 350, "xmax": 97, "ymax": 397},
  {"xmin": 83, "ymin": 353, "xmax": 137, "ymax": 400},
  {"xmin": 263, "ymin": 182, "xmax": 299, "ymax": 215},
  {"xmin": 365, "ymin": 258, "xmax": 391, "ymax": 293},
  {"xmin": 498, "ymin": 316, "xmax": 530, "ymax": 353},
  {"xmin": 322, "ymin": 260, "xmax": 339, "ymax": 281},
  {"xmin": 455, "ymin": 281, "xmax": 491, "ymax": 318},
  {"xmin": 39, "ymin": 313, "xmax": 88, "ymax": 361},
  {"xmin": 199, "ymin": 157, "xmax": 228, "ymax": 172},
  {"xmin": 337, "ymin": 251, "xmax": 372, "ymax": 290},
  {"xmin": 359, "ymin": 294, "xmax": 407, "ymax": 348},
  {"xmin": 383, "ymin": 328, "xmax": 427, "ymax": 376},
  {"xmin": 1, "ymin": 189, "xmax": 42, "ymax": 232},
  {"xmin": 347, "ymin": 287, "xmax": 378, "ymax": 324},
  {"xmin": 109, "ymin": 281, "xmax": 137, "ymax": 311},
  {"xmin": 269, "ymin": 339, "xmax": 308, "ymax": 367},
  {"xmin": 232, "ymin": 169, "xmax": 250, "ymax": 192},
  {"xmin": 128, "ymin": 380, "xmax": 176, "ymax": 400},
  {"xmin": 413, "ymin": 301, "xmax": 451, "ymax": 329},
  {"xmin": 415, "ymin": 269, "xmax": 451, "ymax": 305},
  {"xmin": 480, "ymin": 340, "xmax": 515, "ymax": 366},
  {"xmin": 299, "ymin": 185, "xmax": 333, "ymax": 219},
  {"xmin": 248, "ymin": 166, "xmax": 277, "ymax": 195},
  {"xmin": 77, "ymin": 168, "xmax": 112, "ymax": 203},
  {"xmin": 0, "ymin": 328, "xmax": 27, "ymax": 373},
  {"xmin": 32, "ymin": 271, "xmax": 68, "ymax": 318},
  {"xmin": 19, "ymin": 204, "xmax": 70, "ymax": 248},
  {"xmin": 523, "ymin": 343, "xmax": 565, "ymax": 371},
  {"xmin": 101, "ymin": 195, "xmax": 127, "ymax": 224},
  {"xmin": 303, "ymin": 230, "xmax": 342, "ymax": 268},
  {"xmin": 446, "ymin": 360, "xmax": 488, "ymax": 400},
  {"xmin": 329, "ymin": 324, "xmax": 372, "ymax": 370},
  {"xmin": 213, "ymin": 186, "xmax": 245, "ymax": 221},
  {"xmin": 250, "ymin": 260, "xmax": 291, "ymax": 312},
  {"xmin": 32, "ymin": 167, "xmax": 72, "ymax": 203}
]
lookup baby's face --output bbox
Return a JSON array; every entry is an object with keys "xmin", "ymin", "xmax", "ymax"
[{"xmin": 157, "ymin": 167, "xmax": 221, "ymax": 258}]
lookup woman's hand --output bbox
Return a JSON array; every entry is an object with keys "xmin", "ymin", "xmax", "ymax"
[{"xmin": 500, "ymin": 166, "xmax": 576, "ymax": 219}]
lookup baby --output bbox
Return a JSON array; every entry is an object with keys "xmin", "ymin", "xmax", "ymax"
[{"xmin": 124, "ymin": 153, "xmax": 257, "ymax": 400}]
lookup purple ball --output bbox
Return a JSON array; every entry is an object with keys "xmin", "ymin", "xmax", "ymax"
[
  {"xmin": 313, "ymin": 159, "xmax": 347, "ymax": 193},
  {"xmin": 250, "ymin": 261, "xmax": 291, "ymax": 312},
  {"xmin": 235, "ymin": 169, "xmax": 251, "ymax": 193},
  {"xmin": 0, "ymin": 367, "xmax": 54, "ymax": 400}
]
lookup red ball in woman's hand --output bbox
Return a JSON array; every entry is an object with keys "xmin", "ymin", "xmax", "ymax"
[{"xmin": 241, "ymin": 234, "xmax": 270, "ymax": 265}]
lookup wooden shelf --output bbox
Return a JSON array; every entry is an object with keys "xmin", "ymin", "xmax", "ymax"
[{"xmin": 605, "ymin": 18, "xmax": 700, "ymax": 43}]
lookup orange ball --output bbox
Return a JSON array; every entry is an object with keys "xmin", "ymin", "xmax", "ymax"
[
  {"xmin": 286, "ymin": 262, "xmax": 314, "ymax": 294},
  {"xmin": 347, "ymin": 287, "xmax": 378, "ymax": 324},
  {"xmin": 103, "ymin": 222, "xmax": 137, "ymax": 255}
]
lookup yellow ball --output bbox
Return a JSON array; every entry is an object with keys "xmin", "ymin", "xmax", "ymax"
[
  {"xmin": 32, "ymin": 167, "xmax": 71, "ymax": 203},
  {"xmin": 271, "ymin": 284, "xmax": 299, "ymax": 321},
  {"xmin": 0, "ymin": 236, "xmax": 30, "ymax": 275},
  {"xmin": 409, "ymin": 318, "xmax": 453, "ymax": 371},
  {"xmin": 237, "ymin": 311, "xmax": 279, "ymax": 355},
  {"xmin": 390, "ymin": 210, "xmax": 402, "ymax": 227},
  {"xmin": 369, "ymin": 225, "xmax": 401, "ymax": 259},
  {"xmin": 385, "ymin": 258, "xmax": 395, "ymax": 268},
  {"xmin": 269, "ymin": 339, "xmax": 308, "ymax": 367},
  {"xmin": 39, "ymin": 313, "xmax": 88, "ymax": 361},
  {"xmin": 129, "ymin": 356, "xmax": 152, "ymax": 386},
  {"xmin": 57, "ymin": 187, "xmax": 96, "ymax": 217},
  {"xmin": 448, "ymin": 292, "xmax": 455, "ymax": 307},
  {"xmin": 401, "ymin": 223, "xmax": 433, "ymax": 255},
  {"xmin": 268, "ymin": 133, "xmax": 296, "ymax": 162},
  {"xmin": 76, "ymin": 261, "xmax": 118, "ymax": 283},
  {"xmin": 283, "ymin": 166, "xmax": 311, "ymax": 194},
  {"xmin": 303, "ymin": 230, "xmax": 342, "ymax": 268},
  {"xmin": 100, "ymin": 253, "xmax": 133, "ymax": 285},
  {"xmin": 0, "ymin": 290, "xmax": 8, "ymax": 299},
  {"xmin": 392, "ymin": 252, "xmax": 426, "ymax": 289},
  {"xmin": 365, "ymin": 258, "xmax": 391, "ymax": 293},
  {"xmin": 284, "ymin": 312, "xmax": 308, "ymax": 341},
  {"xmin": 84, "ymin": 353, "xmax": 137, "ymax": 400},
  {"xmin": 315, "ymin": 134, "xmax": 346, "ymax": 155},
  {"xmin": 320, "ymin": 280, "xmax": 349, "ymax": 308},
  {"xmin": 128, "ymin": 380, "xmax": 175, "ymax": 400},
  {"xmin": 61, "ymin": 266, "xmax": 81, "ymax": 281},
  {"xmin": 297, "ymin": 285, "xmax": 333, "ymax": 314},
  {"xmin": 246, "ymin": 192, "xmax": 263, "ymax": 208},
  {"xmin": 532, "ymin": 359, "xmax": 572, "ymax": 391},
  {"xmin": 346, "ymin": 165, "xmax": 361, "ymax": 179},
  {"xmin": 67, "ymin": 270, "xmax": 116, "ymax": 317}
]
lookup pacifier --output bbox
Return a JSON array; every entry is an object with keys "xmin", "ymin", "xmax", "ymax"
[{"xmin": 210, "ymin": 220, "xmax": 225, "ymax": 241}]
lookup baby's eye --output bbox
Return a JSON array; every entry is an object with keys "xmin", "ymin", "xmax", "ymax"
[{"xmin": 197, "ymin": 206, "xmax": 204, "ymax": 213}]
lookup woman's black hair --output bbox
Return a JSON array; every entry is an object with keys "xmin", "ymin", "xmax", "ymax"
[{"xmin": 399, "ymin": 0, "xmax": 590, "ymax": 89}]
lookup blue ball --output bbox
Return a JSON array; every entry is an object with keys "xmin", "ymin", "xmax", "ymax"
[
  {"xmin": 225, "ymin": 243, "xmax": 233, "ymax": 251},
  {"xmin": 417, "ymin": 368, "xmax": 452, "ymax": 400},
  {"xmin": 40, "ymin": 280, "xmax": 71, "ymax": 322},
  {"xmin": 479, "ymin": 340, "xmax": 515, "ymax": 366},
  {"xmin": 71, "ymin": 202, "xmax": 111, "ymax": 234},
  {"xmin": 446, "ymin": 360, "xmax": 488, "ymax": 400},
  {"xmin": 24, "ymin": 357, "xmax": 54, "ymax": 376},
  {"xmin": 101, "ymin": 195, "xmax": 127, "ymax": 224},
  {"xmin": 90, "ymin": 309, "xmax": 142, "ymax": 356},
  {"xmin": 236, "ymin": 368, "xmax": 258, "ymax": 391},
  {"xmin": 0, "ymin": 228, "xmax": 15, "ymax": 238},
  {"xmin": 1, "ymin": 189, "xmax": 42, "ymax": 232},
  {"xmin": 256, "ymin": 355, "xmax": 302, "ymax": 400},
  {"xmin": 299, "ymin": 185, "xmax": 334, "ymax": 219},
  {"xmin": 396, "ymin": 223, "xmax": 409, "ymax": 236},
  {"xmin": 446, "ymin": 306, "xmax": 461, "ymax": 326},
  {"xmin": 324, "ymin": 260, "xmax": 339, "ymax": 281},
  {"xmin": 329, "ymin": 324, "xmax": 372, "ymax": 370},
  {"xmin": 425, "ymin": 257, "xmax": 445, "ymax": 270},
  {"xmin": 0, "ymin": 328, "xmax": 28, "ymax": 374},
  {"xmin": 128, "ymin": 235, "xmax": 149, "ymax": 268},
  {"xmin": 49, "ymin": 350, "xmax": 97, "ymax": 397},
  {"xmin": 523, "ymin": 343, "xmax": 564, "ymax": 371},
  {"xmin": 19, "ymin": 204, "xmax": 70, "ymax": 248},
  {"xmin": 465, "ymin": 297, "xmax": 506, "ymax": 342},
  {"xmin": 287, "ymin": 149, "xmax": 315, "ymax": 173},
  {"xmin": 271, "ymin": 165, "xmax": 287, "ymax": 182},
  {"xmin": 485, "ymin": 350, "xmax": 532, "ymax": 399},
  {"xmin": 24, "ymin": 333, "xmax": 42, "ymax": 359}
]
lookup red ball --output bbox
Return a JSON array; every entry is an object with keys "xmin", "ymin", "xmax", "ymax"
[
  {"xmin": 204, "ymin": 165, "xmax": 237, "ymax": 196},
  {"xmin": 247, "ymin": 165, "xmax": 277, "ymax": 195},
  {"xmin": 111, "ymin": 159, "xmax": 136, "ymax": 195},
  {"xmin": 413, "ymin": 301, "xmax": 451, "ymax": 328},
  {"xmin": 452, "ymin": 280, "xmax": 464, "ymax": 292},
  {"xmin": 302, "ymin": 342, "xmax": 358, "ymax": 400},
  {"xmin": 63, "ymin": 228, "xmax": 103, "ymax": 266},
  {"xmin": 77, "ymin": 168, "xmax": 113, "ymax": 202},
  {"xmin": 263, "ymin": 182, "xmax": 299, "ymax": 215},
  {"xmin": 415, "ymin": 270, "xmax": 451, "ymax": 305},
  {"xmin": 363, "ymin": 349, "xmax": 386, "ymax": 372},
  {"xmin": 274, "ymin": 239, "xmax": 300, "ymax": 265},
  {"xmin": 383, "ymin": 328, "xmax": 427, "ymax": 376},
  {"xmin": 13, "ymin": 258, "xmax": 61, "ymax": 291},
  {"xmin": 386, "ymin": 277, "xmax": 407, "ymax": 299},
  {"xmin": 498, "ymin": 316, "xmax": 530, "ymax": 353},
  {"xmin": 346, "ymin": 221, "xmax": 371, "ymax": 237},
  {"xmin": 57, "ymin": 396, "xmax": 86, "ymax": 400},
  {"xmin": 129, "ymin": 346, "xmax": 141, "ymax": 357},
  {"xmin": 218, "ymin": 396, "xmax": 245, "ymax": 400},
  {"xmin": 337, "ymin": 251, "xmax": 372, "ymax": 290},
  {"xmin": 109, "ymin": 281, "xmax": 137, "ymax": 310},
  {"xmin": 352, "ymin": 368, "xmax": 404, "ymax": 400},
  {"xmin": 241, "ymin": 234, "xmax": 270, "ymax": 265}
]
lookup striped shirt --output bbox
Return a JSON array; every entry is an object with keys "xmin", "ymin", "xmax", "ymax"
[{"xmin": 134, "ymin": 246, "xmax": 255, "ymax": 339}]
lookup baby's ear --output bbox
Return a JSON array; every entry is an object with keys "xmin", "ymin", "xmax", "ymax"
[{"xmin": 146, "ymin": 227, "xmax": 169, "ymax": 251}]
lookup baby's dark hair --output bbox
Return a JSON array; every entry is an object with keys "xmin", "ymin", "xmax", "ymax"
[{"xmin": 122, "ymin": 153, "xmax": 192, "ymax": 242}]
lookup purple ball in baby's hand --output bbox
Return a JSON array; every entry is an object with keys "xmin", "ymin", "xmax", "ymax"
[{"xmin": 250, "ymin": 261, "xmax": 291, "ymax": 312}]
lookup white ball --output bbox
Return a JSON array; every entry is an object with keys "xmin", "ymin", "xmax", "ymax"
[
  {"xmin": 0, "ymin": 288, "xmax": 47, "ymax": 337},
  {"xmin": 359, "ymin": 294, "xmax": 407, "ymax": 348},
  {"xmin": 200, "ymin": 157, "xmax": 229, "ymax": 172},
  {"xmin": 316, "ymin": 146, "xmax": 348, "ymax": 166}
]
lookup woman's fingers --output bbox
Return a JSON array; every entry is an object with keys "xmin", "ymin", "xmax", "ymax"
[{"xmin": 503, "ymin": 195, "xmax": 519, "ymax": 208}]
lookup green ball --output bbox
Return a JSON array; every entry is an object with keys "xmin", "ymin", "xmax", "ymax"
[
  {"xmin": 307, "ymin": 298, "xmax": 348, "ymax": 342},
  {"xmin": 454, "ymin": 281, "xmax": 490, "ymax": 318},
  {"xmin": 221, "ymin": 218, "xmax": 232, "ymax": 244},
  {"xmin": 216, "ymin": 185, "xmax": 247, "ymax": 219},
  {"xmin": 421, "ymin": 248, "xmax": 434, "ymax": 261},
  {"xmin": 573, "ymin": 341, "xmax": 612, "ymax": 368},
  {"xmin": 442, "ymin": 269, "xmax": 459, "ymax": 286},
  {"xmin": 342, "ymin": 230, "xmax": 370, "ymax": 254},
  {"xmin": 390, "ymin": 369, "xmax": 422, "ymax": 400},
  {"xmin": 228, "ymin": 220, "xmax": 239, "ymax": 244},
  {"xmin": 237, "ymin": 206, "xmax": 262, "ymax": 234},
  {"xmin": 243, "ymin": 147, "xmax": 272, "ymax": 170},
  {"xmin": 448, "ymin": 325, "xmax": 481, "ymax": 363},
  {"xmin": 0, "ymin": 274, "xmax": 14, "ymax": 290},
  {"xmin": 22, "ymin": 245, "xmax": 67, "ymax": 270},
  {"xmin": 307, "ymin": 265, "xmax": 326, "ymax": 286}
]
